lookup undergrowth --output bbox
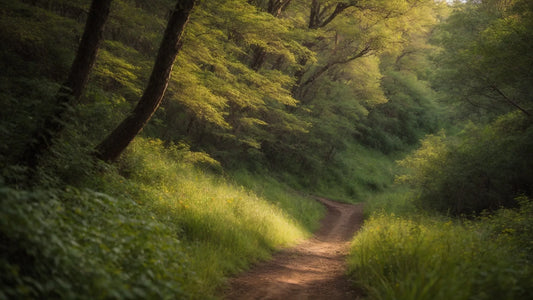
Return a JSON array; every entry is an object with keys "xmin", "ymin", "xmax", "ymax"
[
  {"xmin": 351, "ymin": 112, "xmax": 533, "ymax": 299},
  {"xmin": 348, "ymin": 196, "xmax": 533, "ymax": 300},
  {"xmin": 0, "ymin": 138, "xmax": 324, "ymax": 299},
  {"xmin": 362, "ymin": 186, "xmax": 416, "ymax": 217},
  {"xmin": 308, "ymin": 142, "xmax": 398, "ymax": 203}
]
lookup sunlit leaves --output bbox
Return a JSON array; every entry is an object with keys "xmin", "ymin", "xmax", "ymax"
[
  {"xmin": 92, "ymin": 49, "xmax": 143, "ymax": 98},
  {"xmin": 159, "ymin": 0, "xmax": 306, "ymax": 153}
]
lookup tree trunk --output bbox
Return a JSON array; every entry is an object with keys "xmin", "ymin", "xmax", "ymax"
[
  {"xmin": 308, "ymin": 1, "xmax": 351, "ymax": 29},
  {"xmin": 20, "ymin": 0, "xmax": 112, "ymax": 169},
  {"xmin": 309, "ymin": 0, "xmax": 321, "ymax": 29},
  {"xmin": 268, "ymin": 0, "xmax": 292, "ymax": 17},
  {"xmin": 65, "ymin": 0, "xmax": 113, "ymax": 100},
  {"xmin": 95, "ymin": 0, "xmax": 196, "ymax": 162},
  {"xmin": 247, "ymin": 0, "xmax": 292, "ymax": 70}
]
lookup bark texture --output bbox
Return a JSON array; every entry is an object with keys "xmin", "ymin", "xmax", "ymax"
[
  {"xmin": 21, "ymin": 0, "xmax": 112, "ymax": 169},
  {"xmin": 309, "ymin": 0, "xmax": 351, "ymax": 29},
  {"xmin": 95, "ymin": 0, "xmax": 196, "ymax": 162}
]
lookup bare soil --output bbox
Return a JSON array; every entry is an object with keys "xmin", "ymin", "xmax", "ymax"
[{"xmin": 222, "ymin": 197, "xmax": 364, "ymax": 300}]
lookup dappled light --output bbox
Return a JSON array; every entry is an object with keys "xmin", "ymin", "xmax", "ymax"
[{"xmin": 1, "ymin": 0, "xmax": 531, "ymax": 299}]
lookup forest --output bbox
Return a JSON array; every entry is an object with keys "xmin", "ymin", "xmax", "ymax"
[{"xmin": 0, "ymin": 0, "xmax": 531, "ymax": 299}]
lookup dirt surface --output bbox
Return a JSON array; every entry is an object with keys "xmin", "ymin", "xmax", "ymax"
[{"xmin": 222, "ymin": 197, "xmax": 364, "ymax": 300}]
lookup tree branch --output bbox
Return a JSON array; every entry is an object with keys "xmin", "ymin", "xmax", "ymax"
[
  {"xmin": 296, "ymin": 44, "xmax": 373, "ymax": 98},
  {"xmin": 489, "ymin": 84, "xmax": 531, "ymax": 116}
]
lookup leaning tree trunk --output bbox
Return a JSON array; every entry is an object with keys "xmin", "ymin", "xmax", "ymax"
[
  {"xmin": 95, "ymin": 0, "xmax": 196, "ymax": 162},
  {"xmin": 21, "ymin": 0, "xmax": 112, "ymax": 169}
]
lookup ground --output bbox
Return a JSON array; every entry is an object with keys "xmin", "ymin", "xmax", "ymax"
[{"xmin": 223, "ymin": 197, "xmax": 364, "ymax": 300}]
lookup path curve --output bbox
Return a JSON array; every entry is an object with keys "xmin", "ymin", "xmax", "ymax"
[{"xmin": 223, "ymin": 197, "xmax": 364, "ymax": 300}]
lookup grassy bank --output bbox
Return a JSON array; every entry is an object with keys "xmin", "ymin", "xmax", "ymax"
[
  {"xmin": 299, "ymin": 142, "xmax": 399, "ymax": 204},
  {"xmin": 0, "ymin": 138, "xmax": 323, "ymax": 299},
  {"xmin": 348, "ymin": 113, "xmax": 533, "ymax": 299},
  {"xmin": 348, "ymin": 190, "xmax": 533, "ymax": 300}
]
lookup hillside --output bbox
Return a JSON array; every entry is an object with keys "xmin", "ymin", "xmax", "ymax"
[{"xmin": 1, "ymin": 0, "xmax": 532, "ymax": 299}]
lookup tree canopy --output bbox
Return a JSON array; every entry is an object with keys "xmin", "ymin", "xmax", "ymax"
[{"xmin": 1, "ymin": 0, "xmax": 533, "ymax": 298}]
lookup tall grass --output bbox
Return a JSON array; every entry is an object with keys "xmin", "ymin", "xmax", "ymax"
[
  {"xmin": 347, "ymin": 201, "xmax": 533, "ymax": 300},
  {"xmin": 362, "ymin": 186, "xmax": 417, "ymax": 217},
  {"xmin": 90, "ymin": 138, "xmax": 325, "ymax": 296},
  {"xmin": 1, "ymin": 138, "xmax": 324, "ymax": 299}
]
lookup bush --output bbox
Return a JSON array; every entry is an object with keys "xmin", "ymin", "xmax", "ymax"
[
  {"xmin": 397, "ymin": 112, "xmax": 533, "ymax": 215},
  {"xmin": 0, "ymin": 186, "xmax": 197, "ymax": 299}
]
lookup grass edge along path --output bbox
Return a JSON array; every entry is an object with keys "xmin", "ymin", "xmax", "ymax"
[
  {"xmin": 223, "ymin": 198, "xmax": 364, "ymax": 299},
  {"xmin": 0, "ymin": 138, "xmax": 324, "ymax": 299},
  {"xmin": 347, "ymin": 199, "xmax": 533, "ymax": 300}
]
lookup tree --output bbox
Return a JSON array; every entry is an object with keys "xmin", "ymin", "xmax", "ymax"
[
  {"xmin": 308, "ymin": 0, "xmax": 355, "ymax": 29},
  {"xmin": 95, "ymin": 0, "xmax": 196, "ymax": 162},
  {"xmin": 271, "ymin": 0, "xmax": 442, "ymax": 174},
  {"xmin": 432, "ymin": 0, "xmax": 533, "ymax": 119},
  {"xmin": 152, "ymin": 0, "xmax": 308, "ymax": 165},
  {"xmin": 293, "ymin": 0, "xmax": 432, "ymax": 99},
  {"xmin": 249, "ymin": 0, "xmax": 294, "ymax": 70},
  {"xmin": 21, "ymin": 0, "xmax": 112, "ymax": 169}
]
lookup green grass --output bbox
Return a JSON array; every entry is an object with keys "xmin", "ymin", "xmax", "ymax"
[
  {"xmin": 347, "ymin": 202, "xmax": 533, "ymax": 300},
  {"xmin": 310, "ymin": 142, "xmax": 399, "ymax": 203},
  {"xmin": 1, "ymin": 138, "xmax": 324, "ymax": 299},
  {"xmin": 362, "ymin": 185, "xmax": 418, "ymax": 218},
  {"xmin": 92, "ymin": 138, "xmax": 325, "ymax": 296}
]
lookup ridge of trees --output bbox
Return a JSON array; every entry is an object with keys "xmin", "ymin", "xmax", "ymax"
[{"xmin": 0, "ymin": 0, "xmax": 448, "ymax": 186}]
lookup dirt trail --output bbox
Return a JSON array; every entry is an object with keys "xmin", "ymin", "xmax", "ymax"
[{"xmin": 223, "ymin": 197, "xmax": 364, "ymax": 300}]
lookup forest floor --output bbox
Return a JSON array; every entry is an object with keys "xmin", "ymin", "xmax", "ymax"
[{"xmin": 222, "ymin": 197, "xmax": 365, "ymax": 300}]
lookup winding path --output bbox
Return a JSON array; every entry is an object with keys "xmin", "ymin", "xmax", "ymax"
[{"xmin": 223, "ymin": 197, "xmax": 364, "ymax": 300}]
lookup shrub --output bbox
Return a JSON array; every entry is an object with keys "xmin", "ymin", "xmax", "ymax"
[
  {"xmin": 0, "ymin": 186, "xmax": 197, "ymax": 299},
  {"xmin": 397, "ymin": 112, "xmax": 533, "ymax": 214}
]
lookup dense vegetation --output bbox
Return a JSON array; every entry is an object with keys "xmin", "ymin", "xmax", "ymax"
[
  {"xmin": 1, "ymin": 138, "xmax": 323, "ymax": 298},
  {"xmin": 346, "ymin": 0, "xmax": 533, "ymax": 299},
  {"xmin": 1, "ymin": 0, "xmax": 531, "ymax": 299}
]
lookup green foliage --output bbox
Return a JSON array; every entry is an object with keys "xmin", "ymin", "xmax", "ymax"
[
  {"xmin": 1, "ymin": 137, "xmax": 324, "ymax": 298},
  {"xmin": 4, "ymin": 1, "xmax": 532, "ymax": 299},
  {"xmin": 363, "ymin": 185, "xmax": 418, "ymax": 217},
  {"xmin": 358, "ymin": 70, "xmax": 441, "ymax": 154},
  {"xmin": 91, "ymin": 43, "xmax": 144, "ymax": 100},
  {"xmin": 314, "ymin": 142, "xmax": 398, "ymax": 202},
  {"xmin": 89, "ymin": 137, "xmax": 323, "ymax": 295},
  {"xmin": 431, "ymin": 0, "xmax": 533, "ymax": 119},
  {"xmin": 347, "ymin": 202, "xmax": 533, "ymax": 300},
  {"xmin": 479, "ymin": 196, "xmax": 533, "ymax": 261},
  {"xmin": 397, "ymin": 112, "xmax": 533, "ymax": 215},
  {"xmin": 0, "ymin": 0, "xmax": 81, "ymax": 164},
  {"xmin": 0, "ymin": 187, "xmax": 197, "ymax": 299},
  {"xmin": 157, "ymin": 0, "xmax": 307, "ymax": 156},
  {"xmin": 0, "ymin": 0, "xmax": 80, "ymax": 80},
  {"xmin": 0, "ymin": 0, "xmax": 446, "ymax": 197}
]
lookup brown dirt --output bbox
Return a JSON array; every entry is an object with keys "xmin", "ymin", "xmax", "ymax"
[{"xmin": 222, "ymin": 197, "xmax": 365, "ymax": 300}]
